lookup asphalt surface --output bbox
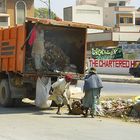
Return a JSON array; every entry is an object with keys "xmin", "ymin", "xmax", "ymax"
[
  {"xmin": 0, "ymin": 105, "xmax": 140, "ymax": 140},
  {"xmin": 76, "ymin": 81, "xmax": 140, "ymax": 96},
  {"xmin": 102, "ymin": 82, "xmax": 140, "ymax": 96},
  {"xmin": 0, "ymin": 81, "xmax": 140, "ymax": 140}
]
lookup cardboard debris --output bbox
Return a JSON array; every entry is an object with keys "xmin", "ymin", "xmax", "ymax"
[{"xmin": 71, "ymin": 97, "xmax": 140, "ymax": 122}]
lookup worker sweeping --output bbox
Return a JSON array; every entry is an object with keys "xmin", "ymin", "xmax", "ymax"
[{"xmin": 48, "ymin": 74, "xmax": 73, "ymax": 115}]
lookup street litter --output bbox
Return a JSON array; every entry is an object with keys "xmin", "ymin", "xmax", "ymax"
[
  {"xmin": 100, "ymin": 97, "xmax": 140, "ymax": 121},
  {"xmin": 71, "ymin": 97, "xmax": 140, "ymax": 121}
]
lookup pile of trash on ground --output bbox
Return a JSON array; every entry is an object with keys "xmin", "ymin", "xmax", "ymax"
[
  {"xmin": 71, "ymin": 96, "xmax": 140, "ymax": 122},
  {"xmin": 100, "ymin": 97, "xmax": 140, "ymax": 121}
]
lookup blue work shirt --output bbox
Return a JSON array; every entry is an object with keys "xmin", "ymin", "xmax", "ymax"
[{"xmin": 83, "ymin": 73, "xmax": 103, "ymax": 91}]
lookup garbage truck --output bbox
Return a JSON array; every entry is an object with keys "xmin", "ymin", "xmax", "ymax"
[{"xmin": 0, "ymin": 17, "xmax": 111, "ymax": 107}]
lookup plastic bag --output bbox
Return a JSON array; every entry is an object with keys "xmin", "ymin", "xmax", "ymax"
[{"xmin": 35, "ymin": 77, "xmax": 52, "ymax": 109}]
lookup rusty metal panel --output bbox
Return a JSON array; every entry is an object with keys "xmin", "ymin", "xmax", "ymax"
[
  {"xmin": 0, "ymin": 39, "xmax": 15, "ymax": 71},
  {"xmin": 10, "ymin": 27, "xmax": 17, "ymax": 39},
  {"xmin": 2, "ymin": 28, "xmax": 10, "ymax": 71},
  {"xmin": 16, "ymin": 25, "xmax": 26, "ymax": 72},
  {"xmin": 0, "ymin": 25, "xmax": 25, "ymax": 73},
  {"xmin": 3, "ymin": 28, "xmax": 10, "ymax": 40},
  {"xmin": 8, "ymin": 39, "xmax": 16, "ymax": 71},
  {"xmin": 0, "ymin": 29, "xmax": 2, "ymax": 71},
  {"xmin": 26, "ymin": 17, "xmax": 112, "ymax": 31}
]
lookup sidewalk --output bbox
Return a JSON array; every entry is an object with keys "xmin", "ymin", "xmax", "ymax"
[{"xmin": 100, "ymin": 74, "xmax": 140, "ymax": 84}]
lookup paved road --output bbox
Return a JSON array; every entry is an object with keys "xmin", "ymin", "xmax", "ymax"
[
  {"xmin": 76, "ymin": 81, "xmax": 140, "ymax": 96},
  {"xmin": 102, "ymin": 82, "xmax": 140, "ymax": 96},
  {"xmin": 0, "ymin": 105, "xmax": 140, "ymax": 140}
]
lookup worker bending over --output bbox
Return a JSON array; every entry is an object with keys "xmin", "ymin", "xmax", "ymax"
[{"xmin": 49, "ymin": 74, "xmax": 73, "ymax": 115}]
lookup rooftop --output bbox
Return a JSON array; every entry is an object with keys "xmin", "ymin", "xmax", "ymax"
[{"xmin": 26, "ymin": 17, "xmax": 112, "ymax": 31}]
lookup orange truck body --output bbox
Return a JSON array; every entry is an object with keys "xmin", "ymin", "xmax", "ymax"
[
  {"xmin": 0, "ymin": 25, "xmax": 26, "ymax": 73},
  {"xmin": 0, "ymin": 18, "xmax": 89, "ymax": 106}
]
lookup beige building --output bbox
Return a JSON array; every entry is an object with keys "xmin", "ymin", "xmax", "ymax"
[
  {"xmin": 0, "ymin": 0, "xmax": 34, "ymax": 27},
  {"xmin": 80, "ymin": 0, "xmax": 140, "ymax": 75},
  {"xmin": 90, "ymin": 0, "xmax": 140, "ymax": 32},
  {"xmin": 97, "ymin": 0, "xmax": 129, "ymax": 7},
  {"xmin": 76, "ymin": 0, "xmax": 97, "ymax": 5},
  {"xmin": 64, "ymin": 0, "xmax": 103, "ymax": 33},
  {"xmin": 104, "ymin": 6, "xmax": 140, "ymax": 32}
]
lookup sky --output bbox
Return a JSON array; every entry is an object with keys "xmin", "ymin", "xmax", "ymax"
[{"xmin": 34, "ymin": 0, "xmax": 140, "ymax": 18}]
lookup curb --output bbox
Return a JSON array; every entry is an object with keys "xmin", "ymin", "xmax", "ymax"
[{"xmin": 101, "ymin": 77, "xmax": 140, "ymax": 84}]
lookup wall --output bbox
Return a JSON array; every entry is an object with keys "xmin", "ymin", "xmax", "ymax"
[
  {"xmin": 6, "ymin": 0, "xmax": 34, "ymax": 26},
  {"xmin": 87, "ymin": 32, "xmax": 112, "ymax": 42},
  {"xmin": 69, "ymin": 5, "xmax": 103, "ymax": 25},
  {"xmin": 96, "ymin": 0, "xmax": 105, "ymax": 7},
  {"xmin": 64, "ymin": 5, "xmax": 103, "ymax": 33},
  {"xmin": 76, "ymin": 0, "xmax": 97, "ymax": 5},
  {"xmin": 89, "ymin": 59, "xmax": 136, "ymax": 75},
  {"xmin": 113, "ymin": 32, "xmax": 140, "ymax": 41},
  {"xmin": 73, "ymin": 5, "xmax": 103, "ymax": 33},
  {"xmin": 87, "ymin": 31, "xmax": 140, "ymax": 75},
  {"xmin": 103, "ymin": 7, "xmax": 115, "ymax": 27},
  {"xmin": 87, "ymin": 31, "xmax": 140, "ymax": 42},
  {"xmin": 119, "ymin": 25, "xmax": 140, "ymax": 32}
]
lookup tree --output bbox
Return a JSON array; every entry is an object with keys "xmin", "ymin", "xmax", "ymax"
[
  {"xmin": 39, "ymin": 0, "xmax": 51, "ymax": 19},
  {"xmin": 34, "ymin": 8, "xmax": 56, "ymax": 19}
]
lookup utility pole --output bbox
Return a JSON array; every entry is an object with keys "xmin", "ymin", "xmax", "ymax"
[
  {"xmin": 40, "ymin": 0, "xmax": 51, "ymax": 19},
  {"xmin": 48, "ymin": 0, "xmax": 51, "ymax": 19}
]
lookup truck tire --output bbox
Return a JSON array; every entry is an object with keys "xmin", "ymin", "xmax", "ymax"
[{"xmin": 0, "ymin": 79, "xmax": 13, "ymax": 107}]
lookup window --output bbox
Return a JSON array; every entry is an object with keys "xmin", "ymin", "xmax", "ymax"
[
  {"xmin": 0, "ymin": 0, "xmax": 5, "ymax": 13},
  {"xmin": 109, "ymin": 3, "xmax": 117, "ymax": 7},
  {"xmin": 119, "ymin": 1, "xmax": 126, "ymax": 6},
  {"xmin": 120, "ymin": 17, "xmax": 133, "ymax": 24},
  {"xmin": 0, "ymin": 16, "xmax": 8, "ymax": 26},
  {"xmin": 120, "ymin": 17, "xmax": 124, "ymax": 23},
  {"xmin": 135, "ymin": 18, "xmax": 140, "ymax": 25},
  {"xmin": 16, "ymin": 1, "xmax": 26, "ymax": 24},
  {"xmin": 126, "ymin": 17, "xmax": 133, "ymax": 23}
]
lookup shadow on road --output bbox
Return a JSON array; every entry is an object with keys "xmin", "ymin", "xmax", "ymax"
[
  {"xmin": 51, "ymin": 115, "xmax": 83, "ymax": 119},
  {"xmin": 0, "ymin": 102, "xmax": 55, "ymax": 115}
]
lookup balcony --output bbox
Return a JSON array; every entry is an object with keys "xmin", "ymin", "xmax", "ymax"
[
  {"xmin": 87, "ymin": 31, "xmax": 140, "ymax": 42},
  {"xmin": 115, "ymin": 6, "xmax": 135, "ymax": 12},
  {"xmin": 119, "ymin": 25, "xmax": 140, "ymax": 32}
]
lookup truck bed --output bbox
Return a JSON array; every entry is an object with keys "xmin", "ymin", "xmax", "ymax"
[{"xmin": 0, "ymin": 19, "xmax": 87, "ymax": 75}]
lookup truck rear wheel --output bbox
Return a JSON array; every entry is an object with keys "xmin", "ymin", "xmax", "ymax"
[{"xmin": 0, "ymin": 79, "xmax": 13, "ymax": 107}]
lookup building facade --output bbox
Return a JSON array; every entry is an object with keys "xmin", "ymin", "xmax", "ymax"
[
  {"xmin": 64, "ymin": 1, "xmax": 103, "ymax": 33},
  {"xmin": 63, "ymin": 0, "xmax": 140, "ymax": 75},
  {"xmin": 97, "ymin": 0, "xmax": 130, "ymax": 7},
  {"xmin": 76, "ymin": 0, "xmax": 97, "ymax": 5},
  {"xmin": 0, "ymin": 0, "xmax": 34, "ymax": 27},
  {"xmin": 65, "ymin": 0, "xmax": 140, "ymax": 32},
  {"xmin": 103, "ymin": 2, "xmax": 140, "ymax": 32}
]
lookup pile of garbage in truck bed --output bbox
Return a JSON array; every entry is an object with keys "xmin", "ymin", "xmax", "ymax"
[{"xmin": 96, "ymin": 96, "xmax": 140, "ymax": 122}]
